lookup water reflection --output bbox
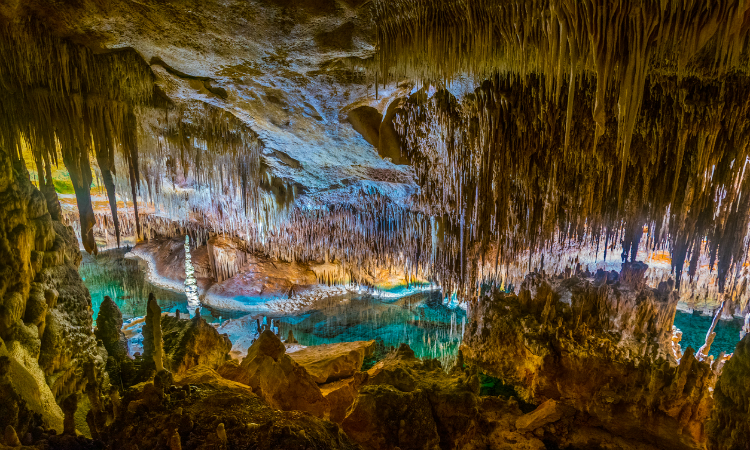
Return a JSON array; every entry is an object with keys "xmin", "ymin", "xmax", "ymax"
[
  {"xmin": 277, "ymin": 291, "xmax": 466, "ymax": 368},
  {"xmin": 80, "ymin": 249, "xmax": 243, "ymax": 323},
  {"xmin": 674, "ymin": 310, "xmax": 743, "ymax": 357}
]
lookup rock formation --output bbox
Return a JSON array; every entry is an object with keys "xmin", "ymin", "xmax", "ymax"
[
  {"xmin": 95, "ymin": 296, "xmax": 129, "ymax": 361},
  {"xmin": 707, "ymin": 334, "xmax": 750, "ymax": 450},
  {"xmin": 103, "ymin": 364, "xmax": 360, "ymax": 450},
  {"xmin": 288, "ymin": 340, "xmax": 376, "ymax": 384},
  {"xmin": 143, "ymin": 293, "xmax": 165, "ymax": 373},
  {"xmin": 161, "ymin": 314, "xmax": 231, "ymax": 377},
  {"xmin": 219, "ymin": 330, "xmax": 329, "ymax": 418},
  {"xmin": 462, "ymin": 269, "xmax": 715, "ymax": 449},
  {"xmin": 0, "ymin": 148, "xmax": 106, "ymax": 438}
]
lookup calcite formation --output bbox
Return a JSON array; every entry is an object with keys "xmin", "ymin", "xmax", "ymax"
[
  {"xmin": 1, "ymin": 0, "xmax": 750, "ymax": 448},
  {"xmin": 462, "ymin": 267, "xmax": 715, "ymax": 449},
  {"xmin": 160, "ymin": 314, "xmax": 231, "ymax": 377},
  {"xmin": 219, "ymin": 330, "xmax": 329, "ymax": 418},
  {"xmin": 0, "ymin": 147, "xmax": 106, "ymax": 438},
  {"xmin": 707, "ymin": 334, "xmax": 750, "ymax": 450}
]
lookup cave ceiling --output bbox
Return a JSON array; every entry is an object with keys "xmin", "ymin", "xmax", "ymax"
[{"xmin": 2, "ymin": 0, "xmax": 750, "ymax": 311}]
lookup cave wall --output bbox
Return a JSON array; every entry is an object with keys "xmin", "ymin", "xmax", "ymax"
[
  {"xmin": 462, "ymin": 266, "xmax": 714, "ymax": 450},
  {"xmin": 0, "ymin": 147, "xmax": 106, "ymax": 436}
]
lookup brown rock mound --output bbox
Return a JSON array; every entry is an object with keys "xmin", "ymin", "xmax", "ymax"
[
  {"xmin": 162, "ymin": 314, "xmax": 232, "ymax": 377},
  {"xmin": 103, "ymin": 364, "xmax": 359, "ymax": 450},
  {"xmin": 707, "ymin": 333, "xmax": 750, "ymax": 450},
  {"xmin": 219, "ymin": 330, "xmax": 328, "ymax": 417},
  {"xmin": 288, "ymin": 340, "xmax": 375, "ymax": 384}
]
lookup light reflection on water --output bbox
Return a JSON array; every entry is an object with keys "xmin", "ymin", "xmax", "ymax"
[
  {"xmin": 673, "ymin": 310, "xmax": 742, "ymax": 357},
  {"xmin": 80, "ymin": 249, "xmax": 466, "ymax": 366},
  {"xmin": 276, "ymin": 291, "xmax": 467, "ymax": 367},
  {"xmin": 80, "ymin": 249, "xmax": 243, "ymax": 323}
]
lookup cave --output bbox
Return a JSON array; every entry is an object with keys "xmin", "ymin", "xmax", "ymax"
[{"xmin": 1, "ymin": 1, "xmax": 750, "ymax": 449}]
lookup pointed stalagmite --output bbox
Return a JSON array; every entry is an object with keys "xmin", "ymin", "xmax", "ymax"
[{"xmin": 144, "ymin": 293, "xmax": 165, "ymax": 372}]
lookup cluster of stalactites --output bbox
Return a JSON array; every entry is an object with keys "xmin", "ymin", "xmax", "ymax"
[
  {"xmin": 373, "ymin": 0, "xmax": 750, "ymax": 197},
  {"xmin": 0, "ymin": 21, "xmax": 265, "ymax": 255},
  {"xmin": 0, "ymin": 21, "xmax": 158, "ymax": 254},
  {"xmin": 394, "ymin": 72, "xmax": 750, "ymax": 300}
]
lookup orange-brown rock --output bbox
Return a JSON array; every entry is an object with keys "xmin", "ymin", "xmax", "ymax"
[
  {"xmin": 515, "ymin": 399, "xmax": 574, "ymax": 433},
  {"xmin": 104, "ymin": 364, "xmax": 359, "ymax": 450},
  {"xmin": 162, "ymin": 315, "xmax": 232, "ymax": 377},
  {"xmin": 320, "ymin": 373, "xmax": 367, "ymax": 423},
  {"xmin": 462, "ymin": 271, "xmax": 715, "ymax": 450},
  {"xmin": 218, "ymin": 330, "xmax": 328, "ymax": 417},
  {"xmin": 707, "ymin": 333, "xmax": 750, "ymax": 450},
  {"xmin": 288, "ymin": 340, "xmax": 375, "ymax": 384}
]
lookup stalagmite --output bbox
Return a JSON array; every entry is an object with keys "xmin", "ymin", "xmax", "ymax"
[
  {"xmin": 184, "ymin": 235, "xmax": 200, "ymax": 312},
  {"xmin": 697, "ymin": 300, "xmax": 726, "ymax": 361},
  {"xmin": 144, "ymin": 293, "xmax": 165, "ymax": 372}
]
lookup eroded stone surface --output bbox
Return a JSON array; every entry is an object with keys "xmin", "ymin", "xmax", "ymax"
[
  {"xmin": 462, "ymin": 271, "xmax": 714, "ymax": 450},
  {"xmin": 288, "ymin": 340, "xmax": 375, "ymax": 384},
  {"xmin": 218, "ymin": 330, "xmax": 328, "ymax": 417}
]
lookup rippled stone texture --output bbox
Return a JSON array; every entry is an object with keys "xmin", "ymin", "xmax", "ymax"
[
  {"xmin": 0, "ymin": 150, "xmax": 105, "ymax": 437},
  {"xmin": 462, "ymin": 268, "xmax": 714, "ymax": 450}
]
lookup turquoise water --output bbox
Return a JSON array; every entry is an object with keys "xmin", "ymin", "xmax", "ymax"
[
  {"xmin": 673, "ymin": 310, "xmax": 743, "ymax": 357},
  {"xmin": 81, "ymin": 251, "xmax": 741, "ymax": 366},
  {"xmin": 80, "ymin": 249, "xmax": 243, "ymax": 324},
  {"xmin": 276, "ymin": 290, "xmax": 466, "ymax": 366}
]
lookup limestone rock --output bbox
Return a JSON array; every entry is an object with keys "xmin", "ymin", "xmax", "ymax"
[
  {"xmin": 94, "ymin": 296, "xmax": 129, "ymax": 360},
  {"xmin": 142, "ymin": 293, "xmax": 164, "ymax": 372},
  {"xmin": 218, "ymin": 330, "xmax": 328, "ymax": 417},
  {"xmin": 320, "ymin": 374, "xmax": 367, "ymax": 423},
  {"xmin": 288, "ymin": 340, "xmax": 375, "ymax": 384},
  {"xmin": 347, "ymin": 106, "xmax": 382, "ymax": 148},
  {"xmin": 161, "ymin": 314, "xmax": 231, "ymax": 376},
  {"xmin": 104, "ymin": 363, "xmax": 359, "ymax": 450},
  {"xmin": 462, "ymin": 272, "xmax": 714, "ymax": 450},
  {"xmin": 515, "ymin": 399, "xmax": 574, "ymax": 432},
  {"xmin": 707, "ymin": 334, "xmax": 750, "ymax": 450},
  {"xmin": 342, "ymin": 384, "xmax": 440, "ymax": 450}
]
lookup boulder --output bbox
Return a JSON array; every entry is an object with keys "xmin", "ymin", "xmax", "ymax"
[
  {"xmin": 288, "ymin": 340, "xmax": 375, "ymax": 384},
  {"xmin": 515, "ymin": 399, "xmax": 574, "ymax": 432},
  {"xmin": 218, "ymin": 330, "xmax": 328, "ymax": 417},
  {"xmin": 320, "ymin": 373, "xmax": 367, "ymax": 423}
]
